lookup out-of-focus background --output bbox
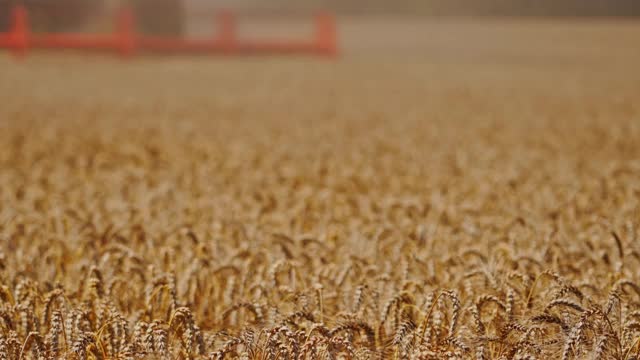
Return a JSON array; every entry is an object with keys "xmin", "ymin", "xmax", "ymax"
[
  {"xmin": 191, "ymin": 0, "xmax": 640, "ymax": 15},
  {"xmin": 4, "ymin": 0, "xmax": 640, "ymax": 32},
  {"xmin": 1, "ymin": 0, "xmax": 639, "ymax": 62}
]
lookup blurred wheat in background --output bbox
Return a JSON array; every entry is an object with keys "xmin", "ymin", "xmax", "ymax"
[{"xmin": 1, "ymin": 0, "xmax": 640, "ymax": 359}]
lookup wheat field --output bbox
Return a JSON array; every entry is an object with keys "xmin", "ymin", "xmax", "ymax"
[{"xmin": 1, "ymin": 20, "xmax": 640, "ymax": 360}]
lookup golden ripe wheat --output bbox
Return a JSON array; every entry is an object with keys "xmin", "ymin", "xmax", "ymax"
[{"xmin": 1, "ymin": 20, "xmax": 640, "ymax": 360}]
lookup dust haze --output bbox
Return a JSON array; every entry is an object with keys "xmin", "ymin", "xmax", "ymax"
[{"xmin": 186, "ymin": 0, "xmax": 640, "ymax": 16}]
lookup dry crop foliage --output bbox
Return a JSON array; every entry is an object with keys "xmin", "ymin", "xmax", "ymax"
[{"xmin": 1, "ymin": 55, "xmax": 640, "ymax": 360}]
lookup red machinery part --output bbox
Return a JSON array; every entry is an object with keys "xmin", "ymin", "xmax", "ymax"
[{"xmin": 0, "ymin": 5, "xmax": 338, "ymax": 58}]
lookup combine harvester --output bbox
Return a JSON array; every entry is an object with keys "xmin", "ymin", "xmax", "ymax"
[{"xmin": 0, "ymin": 1, "xmax": 337, "ymax": 58}]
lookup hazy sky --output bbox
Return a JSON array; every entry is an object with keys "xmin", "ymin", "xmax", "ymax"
[{"xmin": 186, "ymin": 0, "xmax": 640, "ymax": 16}]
